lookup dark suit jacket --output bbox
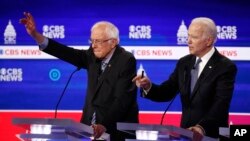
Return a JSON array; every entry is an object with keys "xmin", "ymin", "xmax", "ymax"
[
  {"xmin": 43, "ymin": 39, "xmax": 139, "ymax": 141},
  {"xmin": 145, "ymin": 49, "xmax": 237, "ymax": 138}
]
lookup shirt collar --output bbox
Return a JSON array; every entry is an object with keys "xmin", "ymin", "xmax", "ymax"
[
  {"xmin": 198, "ymin": 47, "xmax": 215, "ymax": 65},
  {"xmin": 102, "ymin": 47, "xmax": 116, "ymax": 64}
]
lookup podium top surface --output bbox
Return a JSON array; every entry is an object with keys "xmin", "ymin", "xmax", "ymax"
[
  {"xmin": 12, "ymin": 117, "xmax": 110, "ymax": 140},
  {"xmin": 117, "ymin": 122, "xmax": 217, "ymax": 141},
  {"xmin": 12, "ymin": 117, "xmax": 92, "ymax": 132},
  {"xmin": 12, "ymin": 118, "xmax": 109, "ymax": 140}
]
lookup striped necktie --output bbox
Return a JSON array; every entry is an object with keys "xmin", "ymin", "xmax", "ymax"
[{"xmin": 91, "ymin": 112, "xmax": 96, "ymax": 125}]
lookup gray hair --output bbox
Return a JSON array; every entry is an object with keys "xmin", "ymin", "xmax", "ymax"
[
  {"xmin": 191, "ymin": 17, "xmax": 217, "ymax": 44},
  {"xmin": 91, "ymin": 21, "xmax": 120, "ymax": 43}
]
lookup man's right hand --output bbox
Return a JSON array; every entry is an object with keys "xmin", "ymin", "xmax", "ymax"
[
  {"xmin": 19, "ymin": 12, "xmax": 45, "ymax": 44},
  {"xmin": 132, "ymin": 75, "xmax": 151, "ymax": 91}
]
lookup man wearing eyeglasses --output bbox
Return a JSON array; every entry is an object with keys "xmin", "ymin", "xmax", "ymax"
[{"xmin": 20, "ymin": 12, "xmax": 139, "ymax": 141}]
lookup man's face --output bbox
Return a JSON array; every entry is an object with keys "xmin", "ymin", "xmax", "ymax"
[
  {"xmin": 90, "ymin": 27, "xmax": 116, "ymax": 59},
  {"xmin": 187, "ymin": 23, "xmax": 212, "ymax": 57}
]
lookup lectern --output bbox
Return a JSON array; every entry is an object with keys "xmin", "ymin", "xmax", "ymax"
[
  {"xmin": 117, "ymin": 122, "xmax": 217, "ymax": 141},
  {"xmin": 219, "ymin": 127, "xmax": 229, "ymax": 140},
  {"xmin": 12, "ymin": 118, "xmax": 110, "ymax": 141}
]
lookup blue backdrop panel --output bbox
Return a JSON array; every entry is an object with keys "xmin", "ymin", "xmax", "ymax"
[
  {"xmin": 0, "ymin": 59, "xmax": 249, "ymax": 113},
  {"xmin": 0, "ymin": 0, "xmax": 250, "ymax": 46}
]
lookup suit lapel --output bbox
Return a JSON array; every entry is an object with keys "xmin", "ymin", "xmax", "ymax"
[
  {"xmin": 95, "ymin": 62, "xmax": 112, "ymax": 91},
  {"xmin": 184, "ymin": 57, "xmax": 195, "ymax": 98},
  {"xmin": 93, "ymin": 47, "xmax": 121, "ymax": 97},
  {"xmin": 93, "ymin": 59, "xmax": 101, "ymax": 88},
  {"xmin": 190, "ymin": 50, "xmax": 219, "ymax": 99}
]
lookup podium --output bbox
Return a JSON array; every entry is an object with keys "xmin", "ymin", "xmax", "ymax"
[
  {"xmin": 219, "ymin": 127, "xmax": 229, "ymax": 140},
  {"xmin": 117, "ymin": 122, "xmax": 217, "ymax": 141},
  {"xmin": 12, "ymin": 118, "xmax": 110, "ymax": 141}
]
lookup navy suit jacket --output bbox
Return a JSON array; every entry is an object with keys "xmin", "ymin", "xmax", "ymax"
[
  {"xmin": 145, "ymin": 49, "xmax": 237, "ymax": 138},
  {"xmin": 43, "ymin": 39, "xmax": 139, "ymax": 140}
]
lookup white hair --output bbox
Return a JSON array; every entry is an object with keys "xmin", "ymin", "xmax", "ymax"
[
  {"xmin": 91, "ymin": 21, "xmax": 120, "ymax": 43},
  {"xmin": 191, "ymin": 17, "xmax": 217, "ymax": 44}
]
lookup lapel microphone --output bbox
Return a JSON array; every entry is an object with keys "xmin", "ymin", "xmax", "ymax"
[{"xmin": 54, "ymin": 67, "xmax": 80, "ymax": 118}]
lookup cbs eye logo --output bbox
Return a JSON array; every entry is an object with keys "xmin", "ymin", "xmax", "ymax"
[{"xmin": 49, "ymin": 69, "xmax": 61, "ymax": 81}]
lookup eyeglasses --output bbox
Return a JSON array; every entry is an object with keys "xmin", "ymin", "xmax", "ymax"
[{"xmin": 88, "ymin": 39, "xmax": 112, "ymax": 45}]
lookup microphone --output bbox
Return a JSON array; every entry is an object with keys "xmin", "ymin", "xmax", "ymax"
[
  {"xmin": 160, "ymin": 95, "xmax": 176, "ymax": 125},
  {"xmin": 160, "ymin": 66, "xmax": 187, "ymax": 125},
  {"xmin": 54, "ymin": 67, "xmax": 81, "ymax": 118}
]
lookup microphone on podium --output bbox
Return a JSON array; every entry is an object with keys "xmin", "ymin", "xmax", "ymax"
[
  {"xmin": 160, "ymin": 66, "xmax": 188, "ymax": 125},
  {"xmin": 54, "ymin": 67, "xmax": 81, "ymax": 118},
  {"xmin": 160, "ymin": 95, "xmax": 176, "ymax": 125}
]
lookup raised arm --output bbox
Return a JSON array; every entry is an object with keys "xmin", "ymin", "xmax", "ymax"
[{"xmin": 19, "ymin": 12, "xmax": 45, "ymax": 44}]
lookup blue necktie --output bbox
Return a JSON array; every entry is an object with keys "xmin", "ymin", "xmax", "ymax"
[
  {"xmin": 190, "ymin": 58, "xmax": 202, "ymax": 94},
  {"xmin": 101, "ymin": 61, "xmax": 108, "ymax": 72}
]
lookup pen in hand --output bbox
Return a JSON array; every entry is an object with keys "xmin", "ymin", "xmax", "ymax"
[
  {"xmin": 141, "ymin": 71, "xmax": 144, "ymax": 78},
  {"xmin": 140, "ymin": 70, "xmax": 146, "ymax": 97}
]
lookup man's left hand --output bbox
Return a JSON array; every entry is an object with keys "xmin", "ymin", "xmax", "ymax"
[
  {"xmin": 92, "ymin": 124, "xmax": 107, "ymax": 139},
  {"xmin": 188, "ymin": 125, "xmax": 204, "ymax": 141}
]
